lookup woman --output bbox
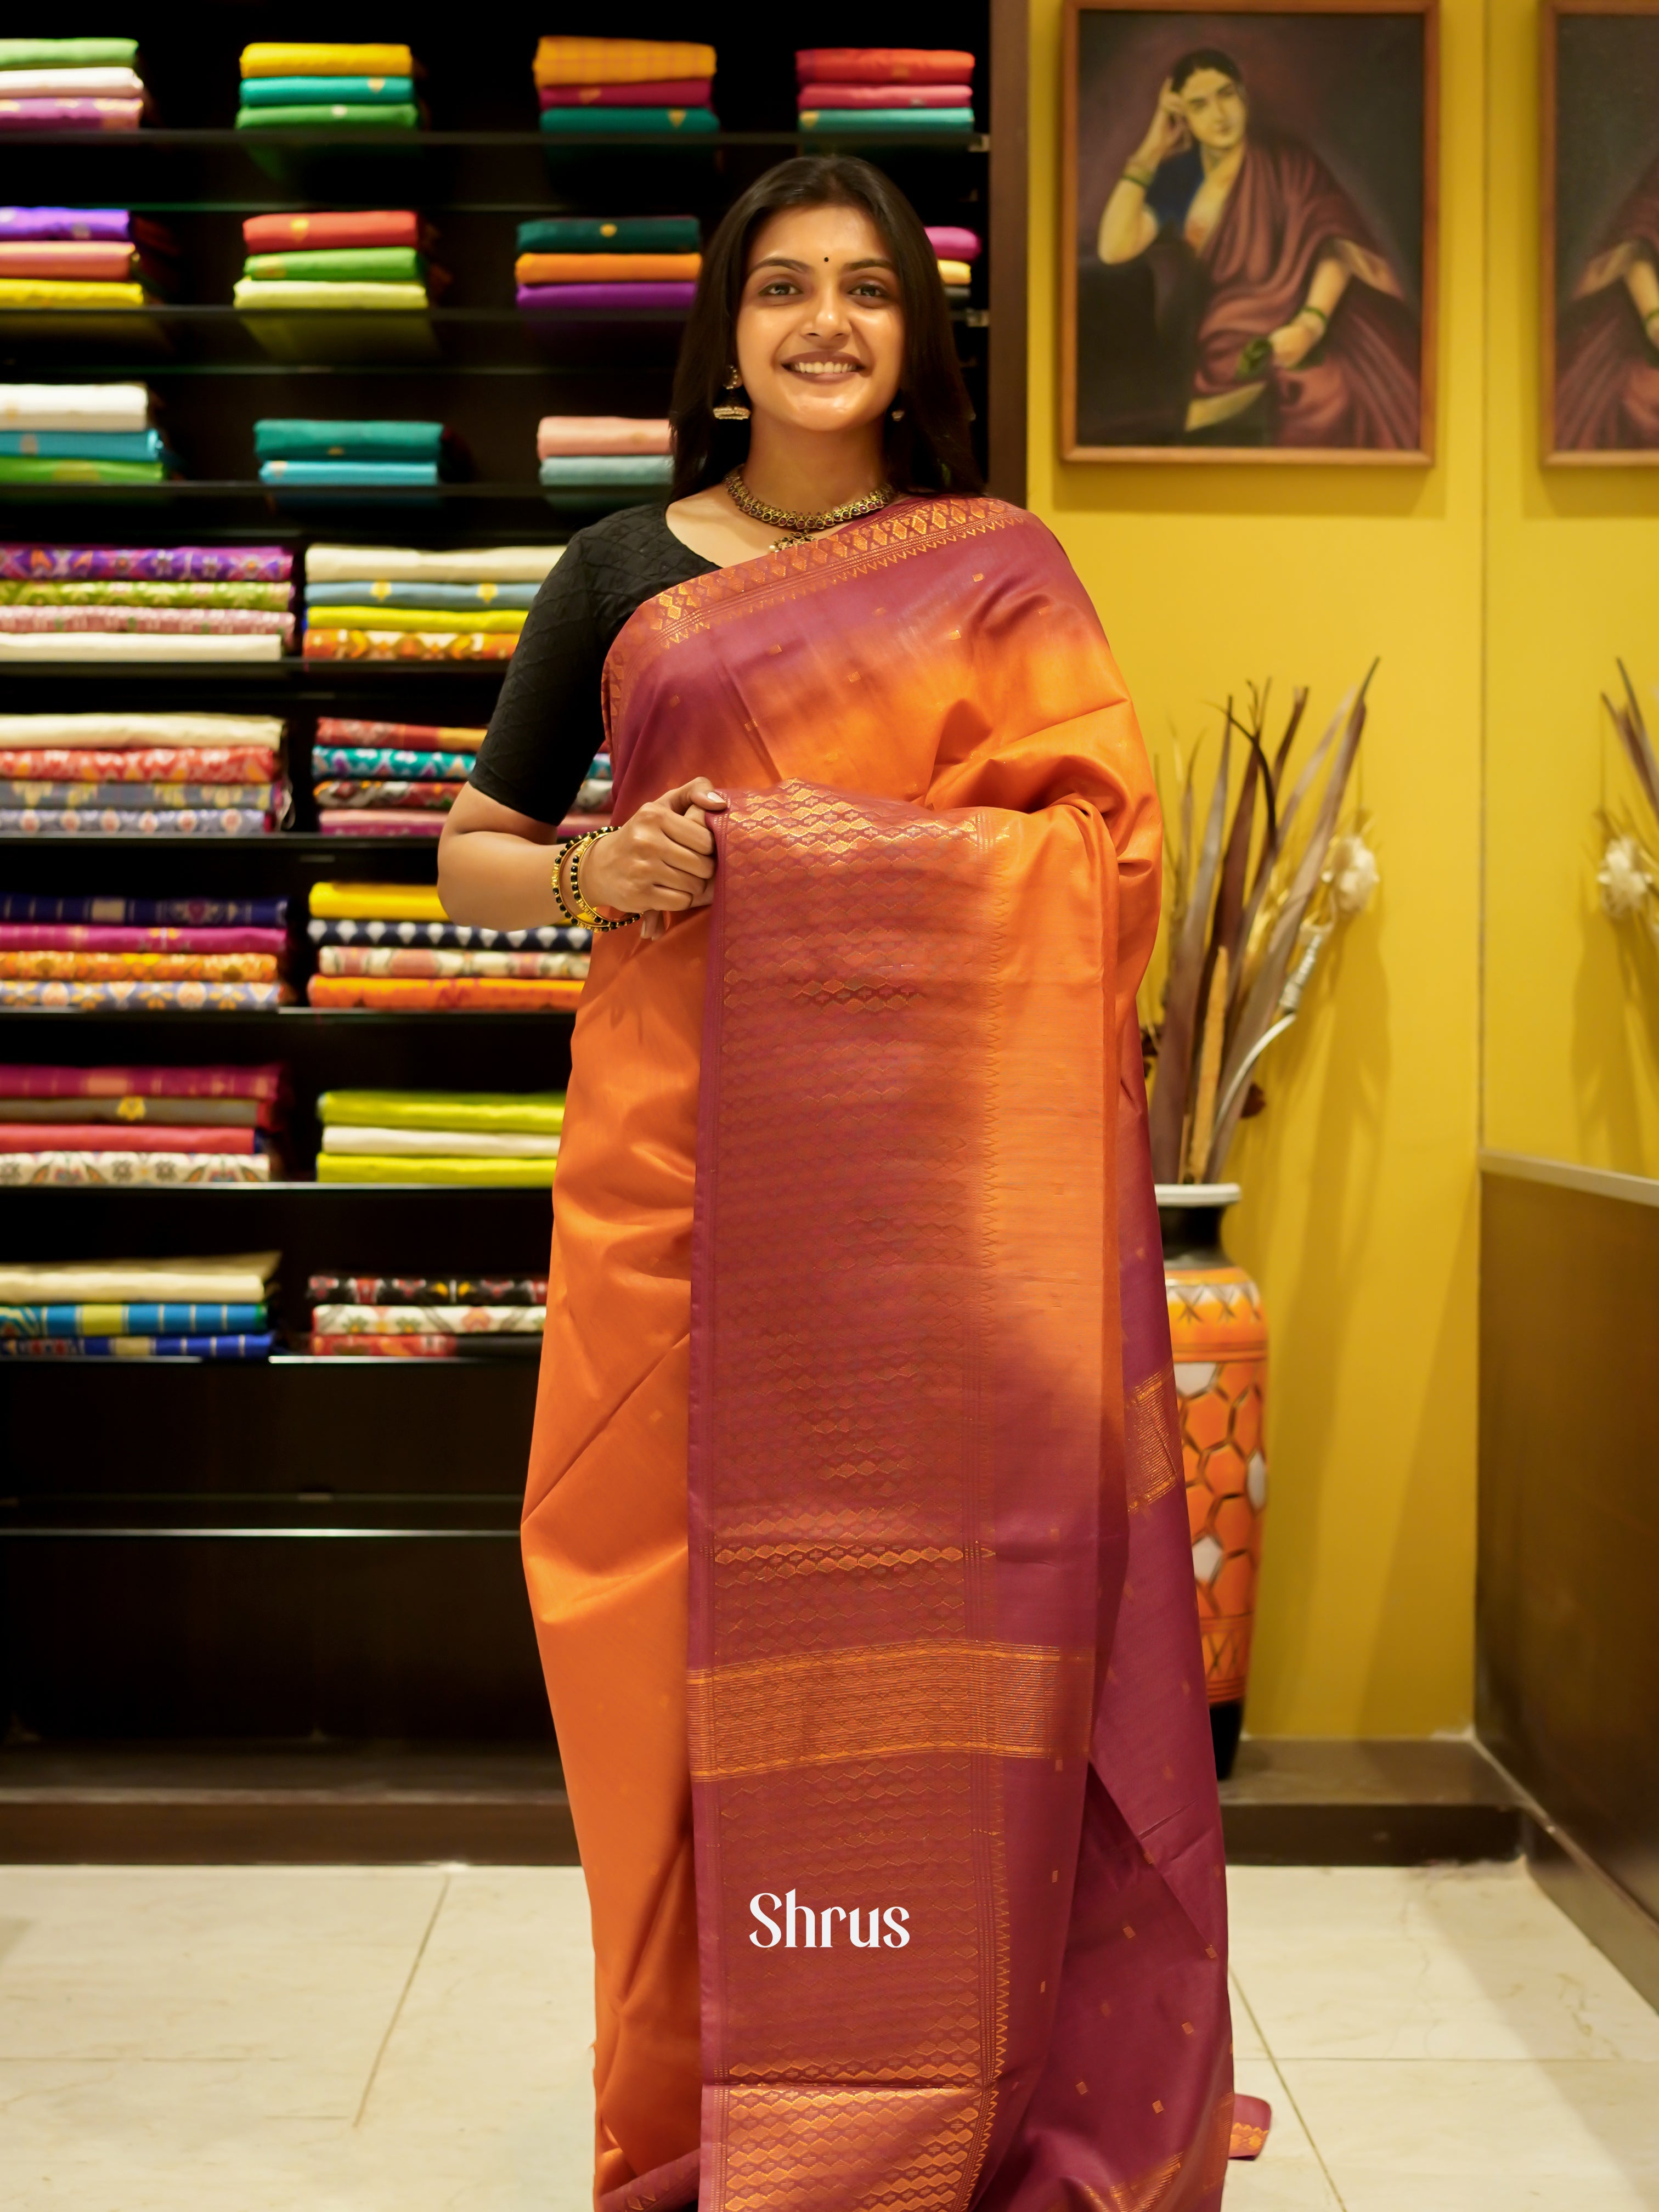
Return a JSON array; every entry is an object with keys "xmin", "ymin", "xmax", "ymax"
[
  {"xmin": 441, "ymin": 156, "xmax": 1249, "ymax": 2211},
  {"xmin": 1555, "ymin": 148, "xmax": 1659, "ymax": 451},
  {"xmin": 1096, "ymin": 49, "xmax": 1419, "ymax": 447}
]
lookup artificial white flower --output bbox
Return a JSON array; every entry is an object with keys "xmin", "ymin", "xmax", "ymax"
[
  {"xmin": 1598, "ymin": 833, "xmax": 1654, "ymax": 920},
  {"xmin": 1326, "ymin": 831, "xmax": 1380, "ymax": 916}
]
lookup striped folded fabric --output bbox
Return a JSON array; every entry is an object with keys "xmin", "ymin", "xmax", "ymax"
[
  {"xmin": 307, "ymin": 916, "xmax": 587, "ymax": 951},
  {"xmin": 312, "ymin": 748, "xmax": 476, "ymax": 780},
  {"xmin": 0, "ymin": 1333, "xmax": 274, "ymax": 1357},
  {"xmin": 313, "ymin": 780, "xmax": 464, "ymax": 808},
  {"xmin": 0, "ymin": 807, "xmax": 275, "ymax": 836},
  {"xmin": 0, "ymin": 924, "xmax": 286, "ymax": 952},
  {"xmin": 0, "ymin": 951, "xmax": 280, "ymax": 983},
  {"xmin": 316, "ymin": 946, "xmax": 586, "ymax": 979},
  {"xmin": 0, "ymin": 1151, "xmax": 274, "ymax": 1184},
  {"xmin": 237, "ymin": 43, "xmax": 420, "ymax": 134},
  {"xmin": 0, "ymin": 1301, "xmax": 268, "ymax": 1336},
  {"xmin": 0, "ymin": 979, "xmax": 292, "ymax": 1009},
  {"xmin": 306, "ymin": 975, "xmax": 583, "ymax": 1012},
  {"xmin": 0, "ymin": 747, "xmax": 280, "ymax": 780},
  {"xmin": 307, "ymin": 1273, "xmax": 548, "ymax": 1304},
  {"xmin": 307, "ymin": 1333, "xmax": 529, "ymax": 1357},
  {"xmin": 0, "ymin": 1116, "xmax": 269, "ymax": 1150},
  {"xmin": 303, "ymin": 629, "xmax": 516, "ymax": 663},
  {"xmin": 0, "ymin": 780, "xmax": 277, "ymax": 810},
  {"xmin": 795, "ymin": 47, "xmax": 975, "ymax": 136},
  {"xmin": 311, "ymin": 1304, "xmax": 545, "ymax": 1333}
]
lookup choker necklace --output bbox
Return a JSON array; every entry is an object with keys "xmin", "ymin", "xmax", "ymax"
[{"xmin": 725, "ymin": 468, "xmax": 895, "ymax": 543}]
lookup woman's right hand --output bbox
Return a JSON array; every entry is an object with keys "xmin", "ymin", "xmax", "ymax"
[
  {"xmin": 579, "ymin": 776, "xmax": 729, "ymax": 942},
  {"xmin": 1134, "ymin": 78, "xmax": 1189, "ymax": 170}
]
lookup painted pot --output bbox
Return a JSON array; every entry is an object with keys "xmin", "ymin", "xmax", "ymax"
[{"xmin": 1154, "ymin": 1183, "xmax": 1268, "ymax": 1781}]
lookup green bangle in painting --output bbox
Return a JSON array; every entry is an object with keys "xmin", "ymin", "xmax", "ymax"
[
  {"xmin": 1122, "ymin": 166, "xmax": 1155, "ymax": 191},
  {"xmin": 1298, "ymin": 303, "xmax": 1329, "ymax": 329}
]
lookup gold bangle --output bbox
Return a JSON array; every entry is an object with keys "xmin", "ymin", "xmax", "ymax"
[
  {"xmin": 569, "ymin": 827, "xmax": 640, "ymax": 935},
  {"xmin": 551, "ymin": 839, "xmax": 583, "ymax": 928}
]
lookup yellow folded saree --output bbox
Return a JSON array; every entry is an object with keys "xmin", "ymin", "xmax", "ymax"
[
  {"xmin": 533, "ymin": 36, "xmax": 714, "ymax": 85},
  {"xmin": 316, "ymin": 1153, "xmax": 557, "ymax": 1186},
  {"xmin": 306, "ymin": 605, "xmax": 526, "ymax": 635},
  {"xmin": 308, "ymin": 882, "xmax": 447, "ymax": 922},
  {"xmin": 241, "ymin": 43, "xmax": 413, "ymax": 76}
]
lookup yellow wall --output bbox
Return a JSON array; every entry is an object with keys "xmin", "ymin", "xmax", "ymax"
[
  {"xmin": 1027, "ymin": 0, "xmax": 1484, "ymax": 1734},
  {"xmin": 1484, "ymin": 1, "xmax": 1659, "ymax": 1175}
]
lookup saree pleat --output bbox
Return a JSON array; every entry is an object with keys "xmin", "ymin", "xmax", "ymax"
[{"xmin": 521, "ymin": 497, "xmax": 1232, "ymax": 2210}]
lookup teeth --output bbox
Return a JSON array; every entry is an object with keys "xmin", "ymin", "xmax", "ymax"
[{"xmin": 789, "ymin": 362, "xmax": 856, "ymax": 376}]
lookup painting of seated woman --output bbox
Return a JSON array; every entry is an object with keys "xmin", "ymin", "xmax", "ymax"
[
  {"xmin": 1062, "ymin": 2, "xmax": 1436, "ymax": 461},
  {"xmin": 1547, "ymin": 3, "xmax": 1659, "ymax": 461}
]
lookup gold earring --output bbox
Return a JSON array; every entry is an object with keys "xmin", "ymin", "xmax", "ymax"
[
  {"xmin": 713, "ymin": 365, "xmax": 751, "ymax": 422},
  {"xmin": 890, "ymin": 404, "xmax": 906, "ymax": 421}
]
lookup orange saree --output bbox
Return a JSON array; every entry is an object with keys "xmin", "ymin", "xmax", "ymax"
[{"xmin": 522, "ymin": 495, "xmax": 1239, "ymax": 2210}]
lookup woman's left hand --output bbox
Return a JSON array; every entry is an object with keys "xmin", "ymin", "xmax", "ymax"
[{"xmin": 1267, "ymin": 317, "xmax": 1320, "ymax": 369}]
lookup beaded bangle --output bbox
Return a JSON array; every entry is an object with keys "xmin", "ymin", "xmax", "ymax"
[{"xmin": 568, "ymin": 827, "xmax": 640, "ymax": 934}]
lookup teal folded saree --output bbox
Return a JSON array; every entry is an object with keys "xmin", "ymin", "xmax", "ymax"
[
  {"xmin": 255, "ymin": 419, "xmax": 443, "ymax": 461},
  {"xmin": 537, "ymin": 107, "xmax": 716, "ymax": 136},
  {"xmin": 514, "ymin": 216, "xmax": 701, "ymax": 255},
  {"xmin": 238, "ymin": 76, "xmax": 415, "ymax": 106}
]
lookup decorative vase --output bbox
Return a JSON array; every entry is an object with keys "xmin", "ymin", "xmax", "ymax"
[{"xmin": 1154, "ymin": 1183, "xmax": 1269, "ymax": 1781}]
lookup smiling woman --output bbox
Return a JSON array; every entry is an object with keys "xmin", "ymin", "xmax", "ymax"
[{"xmin": 437, "ymin": 156, "xmax": 1245, "ymax": 2212}]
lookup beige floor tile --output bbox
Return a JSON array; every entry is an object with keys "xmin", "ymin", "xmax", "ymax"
[
  {"xmin": 1282, "ymin": 2056, "xmax": 1659, "ymax": 2210},
  {"xmin": 1222, "ymin": 2057, "xmax": 1344, "ymax": 2211},
  {"xmin": 1228, "ymin": 1864, "xmax": 1659, "ymax": 2063},
  {"xmin": 1231, "ymin": 1973, "xmax": 1270, "ymax": 2058},
  {"xmin": 0, "ymin": 1866, "xmax": 445, "ymax": 2115}
]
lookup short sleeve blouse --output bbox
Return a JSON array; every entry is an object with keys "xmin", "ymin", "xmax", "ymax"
[{"xmin": 467, "ymin": 503, "xmax": 718, "ymax": 827}]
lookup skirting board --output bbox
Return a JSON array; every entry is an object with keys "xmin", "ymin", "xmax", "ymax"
[{"xmin": 1, "ymin": 1736, "xmax": 1520, "ymax": 1867}]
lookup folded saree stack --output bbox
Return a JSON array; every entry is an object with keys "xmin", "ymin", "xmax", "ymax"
[
  {"xmin": 0, "ymin": 1063, "xmax": 286, "ymax": 1183},
  {"xmin": 537, "ymin": 416, "xmax": 673, "ymax": 496},
  {"xmin": 516, "ymin": 215, "xmax": 701, "ymax": 319},
  {"xmin": 796, "ymin": 47, "xmax": 977, "ymax": 137},
  {"xmin": 0, "ymin": 36, "xmax": 148, "ymax": 132},
  {"xmin": 533, "ymin": 37, "xmax": 717, "ymax": 139},
  {"xmin": 256, "ymin": 419, "xmax": 452, "ymax": 494},
  {"xmin": 0, "ymin": 1249, "xmax": 279, "ymax": 1358},
  {"xmin": 309, "ymin": 716, "xmax": 485, "ymax": 836},
  {"xmin": 235, "ymin": 210, "xmax": 444, "ymax": 317},
  {"xmin": 301, "ymin": 543, "xmax": 558, "ymax": 663},
  {"xmin": 926, "ymin": 224, "xmax": 980, "ymax": 302},
  {"xmin": 0, "ymin": 381, "xmax": 177, "ymax": 484},
  {"xmin": 0, "ymin": 544, "xmax": 294, "ymax": 663},
  {"xmin": 0, "ymin": 212, "xmax": 176, "ymax": 314},
  {"xmin": 0, "ymin": 888, "xmax": 291, "ymax": 1003},
  {"xmin": 305, "ymin": 1270, "xmax": 548, "ymax": 1357},
  {"xmin": 0, "ymin": 710, "xmax": 288, "ymax": 837},
  {"xmin": 314, "ymin": 1087, "xmax": 565, "ymax": 1182},
  {"xmin": 236, "ymin": 43, "xmax": 421, "ymax": 133},
  {"xmin": 307, "ymin": 884, "xmax": 588, "ymax": 1009}
]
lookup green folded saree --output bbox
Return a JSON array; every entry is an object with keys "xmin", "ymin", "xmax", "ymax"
[
  {"xmin": 235, "ymin": 103, "xmax": 421, "ymax": 131},
  {"xmin": 315, "ymin": 1154, "xmax": 558, "ymax": 1186},
  {"xmin": 317, "ymin": 1089, "xmax": 566, "ymax": 1135},
  {"xmin": 0, "ymin": 457, "xmax": 167, "ymax": 484},
  {"xmin": 242, "ymin": 247, "xmax": 426, "ymax": 285},
  {"xmin": 0, "ymin": 37, "xmax": 137, "ymax": 67}
]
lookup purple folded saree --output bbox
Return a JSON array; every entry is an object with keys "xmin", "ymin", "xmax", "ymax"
[
  {"xmin": 0, "ymin": 207, "xmax": 135, "ymax": 241},
  {"xmin": 0, "ymin": 99, "xmax": 143, "ymax": 130},
  {"xmin": 0, "ymin": 545, "xmax": 292, "ymax": 582},
  {"xmin": 517, "ymin": 281, "xmax": 696, "ymax": 313}
]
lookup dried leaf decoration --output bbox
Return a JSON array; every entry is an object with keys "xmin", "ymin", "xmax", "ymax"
[
  {"xmin": 1598, "ymin": 663, "xmax": 1659, "ymax": 941},
  {"xmin": 1147, "ymin": 670, "xmax": 1380, "ymax": 1186}
]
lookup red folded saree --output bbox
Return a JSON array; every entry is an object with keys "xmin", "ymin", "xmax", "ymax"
[
  {"xmin": 522, "ymin": 496, "xmax": 1243, "ymax": 2211},
  {"xmin": 241, "ymin": 210, "xmax": 425, "ymax": 253},
  {"xmin": 795, "ymin": 47, "xmax": 976, "ymax": 83}
]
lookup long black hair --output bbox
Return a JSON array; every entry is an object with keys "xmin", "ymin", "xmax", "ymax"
[{"xmin": 670, "ymin": 156, "xmax": 981, "ymax": 500}]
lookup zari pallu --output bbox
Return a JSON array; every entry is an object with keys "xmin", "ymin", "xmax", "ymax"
[{"xmin": 521, "ymin": 496, "xmax": 1242, "ymax": 2212}]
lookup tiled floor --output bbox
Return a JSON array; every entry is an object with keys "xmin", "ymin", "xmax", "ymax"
[{"xmin": 0, "ymin": 1859, "xmax": 1654, "ymax": 2208}]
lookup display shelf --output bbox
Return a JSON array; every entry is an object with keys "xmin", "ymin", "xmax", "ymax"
[{"xmin": 0, "ymin": 0, "xmax": 1024, "ymax": 1752}]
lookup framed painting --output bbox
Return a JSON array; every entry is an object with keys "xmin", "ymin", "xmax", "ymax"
[
  {"xmin": 1544, "ymin": 0, "xmax": 1659, "ymax": 463},
  {"xmin": 1060, "ymin": 0, "xmax": 1438, "ymax": 462}
]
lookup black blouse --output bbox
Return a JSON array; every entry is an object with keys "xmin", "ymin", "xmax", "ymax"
[{"xmin": 468, "ymin": 503, "xmax": 719, "ymax": 827}]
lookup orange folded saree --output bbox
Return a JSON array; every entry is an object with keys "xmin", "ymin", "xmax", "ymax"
[{"xmin": 522, "ymin": 496, "xmax": 1244, "ymax": 2210}]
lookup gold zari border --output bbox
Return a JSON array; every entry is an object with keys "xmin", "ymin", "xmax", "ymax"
[{"xmin": 690, "ymin": 1638, "xmax": 1094, "ymax": 1780}]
